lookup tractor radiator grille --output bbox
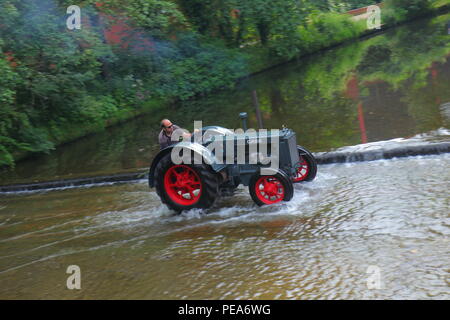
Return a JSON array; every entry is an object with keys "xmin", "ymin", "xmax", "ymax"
[{"xmin": 287, "ymin": 133, "xmax": 299, "ymax": 167}]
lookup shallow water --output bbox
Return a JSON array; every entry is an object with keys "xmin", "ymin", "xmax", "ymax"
[{"xmin": 1, "ymin": 154, "xmax": 449, "ymax": 299}]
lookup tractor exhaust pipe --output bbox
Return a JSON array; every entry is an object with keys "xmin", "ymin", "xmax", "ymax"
[{"xmin": 239, "ymin": 112, "xmax": 248, "ymax": 131}]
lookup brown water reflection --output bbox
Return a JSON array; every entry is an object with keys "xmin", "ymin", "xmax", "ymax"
[{"xmin": 0, "ymin": 155, "xmax": 449, "ymax": 299}]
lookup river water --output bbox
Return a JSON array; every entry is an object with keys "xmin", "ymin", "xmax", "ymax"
[
  {"xmin": 0, "ymin": 154, "xmax": 449, "ymax": 299},
  {"xmin": 0, "ymin": 13, "xmax": 449, "ymax": 299}
]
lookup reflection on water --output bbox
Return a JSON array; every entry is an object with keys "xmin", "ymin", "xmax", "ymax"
[
  {"xmin": 0, "ymin": 154, "xmax": 449, "ymax": 299},
  {"xmin": 1, "ymin": 13, "xmax": 450, "ymax": 185}
]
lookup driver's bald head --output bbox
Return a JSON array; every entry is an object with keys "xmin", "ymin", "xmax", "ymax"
[{"xmin": 161, "ymin": 119, "xmax": 172, "ymax": 128}]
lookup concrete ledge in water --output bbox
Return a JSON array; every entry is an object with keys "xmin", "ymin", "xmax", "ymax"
[
  {"xmin": 314, "ymin": 142, "xmax": 450, "ymax": 164},
  {"xmin": 0, "ymin": 141, "xmax": 449, "ymax": 193},
  {"xmin": 0, "ymin": 171, "xmax": 147, "ymax": 193}
]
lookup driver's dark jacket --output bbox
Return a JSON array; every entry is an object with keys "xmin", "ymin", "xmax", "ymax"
[{"xmin": 158, "ymin": 124, "xmax": 181, "ymax": 150}]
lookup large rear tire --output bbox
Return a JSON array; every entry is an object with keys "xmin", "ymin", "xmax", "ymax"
[
  {"xmin": 293, "ymin": 146, "xmax": 317, "ymax": 183},
  {"xmin": 154, "ymin": 154, "xmax": 220, "ymax": 212},
  {"xmin": 249, "ymin": 170, "xmax": 294, "ymax": 206}
]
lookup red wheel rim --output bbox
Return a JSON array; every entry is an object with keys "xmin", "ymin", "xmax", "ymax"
[
  {"xmin": 164, "ymin": 165, "xmax": 202, "ymax": 206},
  {"xmin": 254, "ymin": 176, "xmax": 285, "ymax": 205},
  {"xmin": 293, "ymin": 156, "xmax": 309, "ymax": 182}
]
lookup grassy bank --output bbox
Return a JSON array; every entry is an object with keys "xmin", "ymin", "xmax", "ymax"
[
  {"xmin": 10, "ymin": 97, "xmax": 167, "ymax": 162},
  {"xmin": 244, "ymin": 1, "xmax": 450, "ymax": 74}
]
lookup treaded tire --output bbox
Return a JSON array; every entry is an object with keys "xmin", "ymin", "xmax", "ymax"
[
  {"xmin": 249, "ymin": 170, "xmax": 294, "ymax": 206},
  {"xmin": 154, "ymin": 154, "xmax": 220, "ymax": 212},
  {"xmin": 293, "ymin": 145, "xmax": 317, "ymax": 183}
]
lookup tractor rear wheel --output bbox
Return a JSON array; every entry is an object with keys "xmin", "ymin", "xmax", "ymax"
[
  {"xmin": 249, "ymin": 171, "xmax": 294, "ymax": 206},
  {"xmin": 293, "ymin": 146, "xmax": 317, "ymax": 183},
  {"xmin": 154, "ymin": 154, "xmax": 220, "ymax": 212}
]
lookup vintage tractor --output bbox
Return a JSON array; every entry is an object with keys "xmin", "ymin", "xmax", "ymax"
[{"xmin": 148, "ymin": 113, "xmax": 317, "ymax": 212}]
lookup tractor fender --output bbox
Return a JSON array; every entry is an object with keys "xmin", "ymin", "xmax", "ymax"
[
  {"xmin": 240, "ymin": 167, "xmax": 291, "ymax": 187},
  {"xmin": 258, "ymin": 167, "xmax": 291, "ymax": 179},
  {"xmin": 148, "ymin": 142, "xmax": 225, "ymax": 188},
  {"xmin": 191, "ymin": 126, "xmax": 234, "ymax": 143},
  {"xmin": 297, "ymin": 145, "xmax": 314, "ymax": 158}
]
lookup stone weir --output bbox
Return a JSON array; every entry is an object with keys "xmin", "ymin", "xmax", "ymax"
[{"xmin": 1, "ymin": 138, "xmax": 449, "ymax": 194}]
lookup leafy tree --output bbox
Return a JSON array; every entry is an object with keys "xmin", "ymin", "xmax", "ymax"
[
  {"xmin": 94, "ymin": 0, "xmax": 186, "ymax": 37},
  {"xmin": 0, "ymin": 0, "xmax": 115, "ymax": 162},
  {"xmin": 384, "ymin": 0, "xmax": 434, "ymax": 23},
  {"xmin": 0, "ymin": 45, "xmax": 21, "ymax": 167}
]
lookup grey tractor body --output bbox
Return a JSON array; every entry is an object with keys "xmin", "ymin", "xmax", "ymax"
[
  {"xmin": 148, "ymin": 115, "xmax": 317, "ymax": 211},
  {"xmin": 148, "ymin": 126, "xmax": 300, "ymax": 188}
]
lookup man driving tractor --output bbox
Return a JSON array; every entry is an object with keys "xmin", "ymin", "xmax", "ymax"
[
  {"xmin": 158, "ymin": 118, "xmax": 194, "ymax": 149},
  {"xmin": 158, "ymin": 119, "xmax": 180, "ymax": 150}
]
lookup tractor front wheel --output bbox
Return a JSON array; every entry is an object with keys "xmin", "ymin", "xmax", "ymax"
[{"xmin": 249, "ymin": 171, "xmax": 294, "ymax": 206}]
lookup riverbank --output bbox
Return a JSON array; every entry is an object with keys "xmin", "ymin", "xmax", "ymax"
[
  {"xmin": 243, "ymin": 2, "xmax": 450, "ymax": 76},
  {"xmin": 10, "ymin": 97, "xmax": 167, "ymax": 164},
  {"xmin": 2, "ymin": 1, "xmax": 450, "ymax": 168}
]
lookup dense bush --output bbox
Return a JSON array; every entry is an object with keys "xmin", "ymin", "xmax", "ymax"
[
  {"xmin": 0, "ymin": 46, "xmax": 21, "ymax": 167},
  {"xmin": 384, "ymin": 0, "xmax": 434, "ymax": 24},
  {"xmin": 312, "ymin": 0, "xmax": 380, "ymax": 12},
  {"xmin": 0, "ymin": 0, "xmax": 117, "ymax": 165},
  {"xmin": 156, "ymin": 35, "xmax": 248, "ymax": 100},
  {"xmin": 0, "ymin": 0, "xmax": 247, "ymax": 166},
  {"xmin": 269, "ymin": 12, "xmax": 366, "ymax": 59},
  {"xmin": 107, "ymin": 33, "xmax": 248, "ymax": 101}
]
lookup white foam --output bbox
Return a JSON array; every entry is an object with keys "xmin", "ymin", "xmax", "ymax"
[{"xmin": 330, "ymin": 128, "xmax": 450, "ymax": 153}]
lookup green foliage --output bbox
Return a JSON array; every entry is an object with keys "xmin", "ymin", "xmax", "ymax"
[
  {"xmin": 270, "ymin": 12, "xmax": 366, "ymax": 59},
  {"xmin": 0, "ymin": 0, "xmax": 249, "ymax": 166},
  {"xmin": 177, "ymin": 0, "xmax": 243, "ymax": 46},
  {"xmin": 177, "ymin": 0, "xmax": 314, "ymax": 48},
  {"xmin": 0, "ymin": 44, "xmax": 22, "ymax": 167},
  {"xmin": 1, "ymin": 0, "xmax": 449, "ymax": 166},
  {"xmin": 77, "ymin": 95, "xmax": 119, "ymax": 123},
  {"xmin": 384, "ymin": 0, "xmax": 434, "ymax": 24},
  {"xmin": 0, "ymin": 0, "xmax": 118, "ymax": 165},
  {"xmin": 154, "ymin": 34, "xmax": 248, "ymax": 100},
  {"xmin": 312, "ymin": 0, "xmax": 380, "ymax": 12},
  {"xmin": 176, "ymin": 0, "xmax": 368, "ymax": 59},
  {"xmin": 176, "ymin": 0, "xmax": 377, "ymax": 51},
  {"xmin": 358, "ymin": 13, "xmax": 450, "ymax": 89},
  {"xmin": 97, "ymin": 0, "xmax": 187, "ymax": 37}
]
